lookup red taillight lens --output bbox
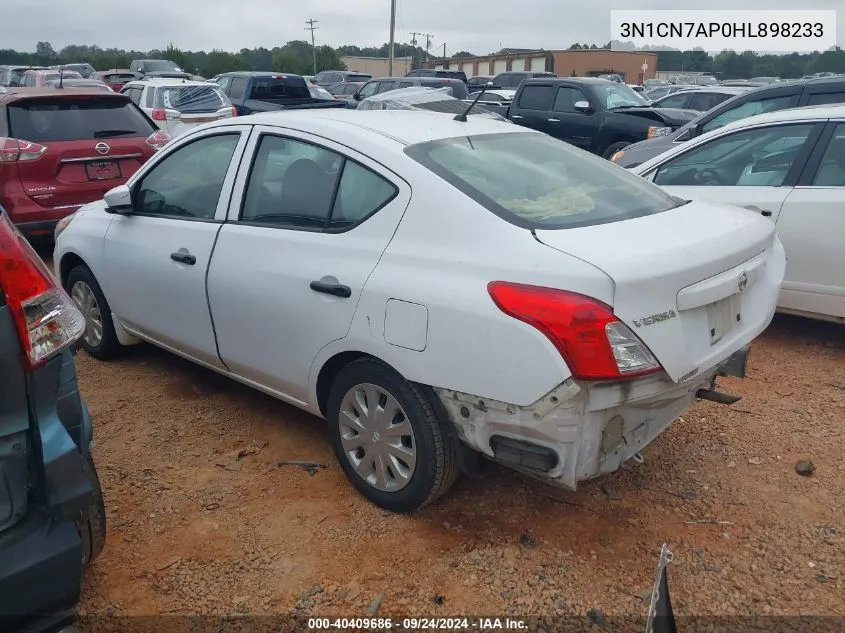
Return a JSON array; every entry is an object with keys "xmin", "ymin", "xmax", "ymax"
[
  {"xmin": 231, "ymin": 106, "xmax": 238, "ymax": 117},
  {"xmin": 145, "ymin": 130, "xmax": 171, "ymax": 151},
  {"xmin": 488, "ymin": 281, "xmax": 661, "ymax": 381},
  {"xmin": 151, "ymin": 107, "xmax": 166, "ymax": 121},
  {"xmin": 0, "ymin": 137, "xmax": 48, "ymax": 163},
  {"xmin": 0, "ymin": 213, "xmax": 85, "ymax": 368}
]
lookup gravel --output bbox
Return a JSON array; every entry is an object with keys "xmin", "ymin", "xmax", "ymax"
[{"xmin": 74, "ymin": 314, "xmax": 845, "ymax": 621}]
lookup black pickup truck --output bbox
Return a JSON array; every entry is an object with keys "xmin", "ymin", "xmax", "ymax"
[
  {"xmin": 507, "ymin": 77, "xmax": 699, "ymax": 159},
  {"xmin": 211, "ymin": 71, "xmax": 347, "ymax": 116}
]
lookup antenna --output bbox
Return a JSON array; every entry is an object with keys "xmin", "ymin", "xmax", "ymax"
[
  {"xmin": 305, "ymin": 19, "xmax": 319, "ymax": 76},
  {"xmin": 454, "ymin": 82, "xmax": 492, "ymax": 122}
]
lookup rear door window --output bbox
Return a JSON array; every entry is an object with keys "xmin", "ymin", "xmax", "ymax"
[
  {"xmin": 8, "ymin": 97, "xmax": 156, "ymax": 142},
  {"xmin": 376, "ymin": 81, "xmax": 397, "ymax": 94},
  {"xmin": 805, "ymin": 91, "xmax": 845, "ymax": 106},
  {"xmin": 517, "ymin": 85, "xmax": 554, "ymax": 110},
  {"xmin": 688, "ymin": 92, "xmax": 731, "ymax": 111},
  {"xmin": 701, "ymin": 94, "xmax": 800, "ymax": 134},
  {"xmin": 658, "ymin": 93, "xmax": 690, "ymax": 109}
]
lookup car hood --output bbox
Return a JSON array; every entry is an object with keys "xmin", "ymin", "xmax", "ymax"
[{"xmin": 611, "ymin": 106, "xmax": 700, "ymax": 127}]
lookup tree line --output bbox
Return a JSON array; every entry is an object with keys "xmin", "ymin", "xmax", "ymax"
[{"xmin": 1, "ymin": 41, "xmax": 843, "ymax": 80}]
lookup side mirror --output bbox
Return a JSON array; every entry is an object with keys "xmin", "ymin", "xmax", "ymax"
[
  {"xmin": 353, "ymin": 92, "xmax": 362, "ymax": 101},
  {"xmin": 104, "ymin": 184, "xmax": 133, "ymax": 214},
  {"xmin": 574, "ymin": 100, "xmax": 592, "ymax": 113}
]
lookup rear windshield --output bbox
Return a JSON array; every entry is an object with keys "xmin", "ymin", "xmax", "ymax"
[
  {"xmin": 405, "ymin": 132, "xmax": 678, "ymax": 229},
  {"xmin": 8, "ymin": 97, "xmax": 156, "ymax": 143},
  {"xmin": 420, "ymin": 80, "xmax": 468, "ymax": 99},
  {"xmin": 104, "ymin": 73, "xmax": 137, "ymax": 82},
  {"xmin": 248, "ymin": 77, "xmax": 310, "ymax": 100},
  {"xmin": 346, "ymin": 74, "xmax": 371, "ymax": 82},
  {"xmin": 155, "ymin": 85, "xmax": 226, "ymax": 112},
  {"xmin": 142, "ymin": 60, "xmax": 181, "ymax": 72}
]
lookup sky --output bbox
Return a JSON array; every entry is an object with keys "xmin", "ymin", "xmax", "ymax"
[{"xmin": 2, "ymin": 0, "xmax": 842, "ymax": 56}]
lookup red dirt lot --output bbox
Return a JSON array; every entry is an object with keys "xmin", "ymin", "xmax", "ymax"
[{"xmin": 73, "ymin": 314, "xmax": 844, "ymax": 625}]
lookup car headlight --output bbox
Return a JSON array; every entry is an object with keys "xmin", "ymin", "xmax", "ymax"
[
  {"xmin": 611, "ymin": 150, "xmax": 625, "ymax": 163},
  {"xmin": 54, "ymin": 211, "xmax": 78, "ymax": 240},
  {"xmin": 647, "ymin": 126, "xmax": 672, "ymax": 139}
]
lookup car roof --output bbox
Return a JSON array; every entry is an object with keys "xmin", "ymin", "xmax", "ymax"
[
  {"xmin": 376, "ymin": 77, "xmax": 464, "ymax": 83},
  {"xmin": 214, "ymin": 109, "xmax": 530, "ymax": 147},
  {"xmin": 218, "ymin": 71, "xmax": 304, "ymax": 78},
  {"xmin": 0, "ymin": 87, "xmax": 129, "ymax": 104},
  {"xmin": 660, "ymin": 86, "xmax": 748, "ymax": 96},
  {"xmin": 124, "ymin": 78, "xmax": 216, "ymax": 87},
  {"xmin": 98, "ymin": 69, "xmax": 135, "ymax": 73},
  {"xmin": 717, "ymin": 103, "xmax": 845, "ymax": 130}
]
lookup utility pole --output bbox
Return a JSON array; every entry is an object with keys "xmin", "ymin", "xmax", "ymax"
[
  {"xmin": 304, "ymin": 19, "xmax": 319, "ymax": 75},
  {"xmin": 410, "ymin": 32, "xmax": 421, "ymax": 70},
  {"xmin": 443, "ymin": 43, "xmax": 446, "ymax": 60},
  {"xmin": 388, "ymin": 0, "xmax": 396, "ymax": 76},
  {"xmin": 424, "ymin": 33, "xmax": 434, "ymax": 62}
]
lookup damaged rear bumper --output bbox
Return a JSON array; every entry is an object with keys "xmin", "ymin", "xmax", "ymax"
[{"xmin": 435, "ymin": 346, "xmax": 749, "ymax": 490}]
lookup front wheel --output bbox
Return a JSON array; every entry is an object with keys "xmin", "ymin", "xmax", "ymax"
[
  {"xmin": 603, "ymin": 141, "xmax": 631, "ymax": 161},
  {"xmin": 326, "ymin": 359, "xmax": 460, "ymax": 513},
  {"xmin": 65, "ymin": 265, "xmax": 122, "ymax": 360}
]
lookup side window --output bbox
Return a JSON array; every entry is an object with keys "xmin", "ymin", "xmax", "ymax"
[
  {"xmin": 240, "ymin": 135, "xmax": 342, "ymax": 229},
  {"xmin": 657, "ymin": 94, "xmax": 690, "ymax": 109},
  {"xmin": 135, "ymin": 134, "xmax": 240, "ymax": 220},
  {"xmin": 701, "ymin": 94, "xmax": 799, "ymax": 134},
  {"xmin": 357, "ymin": 82, "xmax": 379, "ymax": 99},
  {"xmin": 376, "ymin": 81, "xmax": 396, "ymax": 94},
  {"xmin": 406, "ymin": 70, "xmax": 419, "ymax": 77},
  {"xmin": 144, "ymin": 87, "xmax": 155, "ymax": 108},
  {"xmin": 228, "ymin": 77, "xmax": 246, "ymax": 100},
  {"xmin": 654, "ymin": 124, "xmax": 815, "ymax": 188},
  {"xmin": 688, "ymin": 92, "xmax": 730, "ymax": 111},
  {"xmin": 811, "ymin": 125, "xmax": 845, "ymax": 187},
  {"xmin": 397, "ymin": 81, "xmax": 414, "ymax": 89},
  {"xmin": 805, "ymin": 91, "xmax": 845, "ymax": 106},
  {"xmin": 314, "ymin": 72, "xmax": 326, "ymax": 83},
  {"xmin": 552, "ymin": 87, "xmax": 588, "ymax": 113},
  {"xmin": 123, "ymin": 87, "xmax": 138, "ymax": 105},
  {"xmin": 517, "ymin": 85, "xmax": 554, "ymax": 110},
  {"xmin": 216, "ymin": 76, "xmax": 232, "ymax": 94},
  {"xmin": 330, "ymin": 161, "xmax": 398, "ymax": 229}
]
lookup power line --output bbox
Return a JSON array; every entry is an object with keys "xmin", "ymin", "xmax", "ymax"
[{"xmin": 304, "ymin": 19, "xmax": 319, "ymax": 75}]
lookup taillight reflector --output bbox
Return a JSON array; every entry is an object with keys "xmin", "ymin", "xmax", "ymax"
[
  {"xmin": 145, "ymin": 130, "xmax": 171, "ymax": 151},
  {"xmin": 0, "ymin": 213, "xmax": 85, "ymax": 368},
  {"xmin": 0, "ymin": 137, "xmax": 48, "ymax": 163},
  {"xmin": 487, "ymin": 281, "xmax": 661, "ymax": 381}
]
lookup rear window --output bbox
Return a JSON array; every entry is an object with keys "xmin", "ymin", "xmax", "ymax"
[
  {"xmin": 405, "ymin": 132, "xmax": 678, "ymax": 230},
  {"xmin": 155, "ymin": 85, "xmax": 226, "ymax": 112},
  {"xmin": 248, "ymin": 77, "xmax": 310, "ymax": 100},
  {"xmin": 8, "ymin": 96, "xmax": 156, "ymax": 143},
  {"xmin": 346, "ymin": 74, "xmax": 371, "ymax": 82},
  {"xmin": 104, "ymin": 73, "xmax": 137, "ymax": 82}
]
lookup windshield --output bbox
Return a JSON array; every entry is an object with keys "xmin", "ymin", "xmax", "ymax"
[
  {"xmin": 405, "ymin": 132, "xmax": 678, "ymax": 229},
  {"xmin": 594, "ymin": 82, "xmax": 648, "ymax": 109},
  {"xmin": 309, "ymin": 85, "xmax": 335, "ymax": 100},
  {"xmin": 155, "ymin": 85, "xmax": 227, "ymax": 112}
]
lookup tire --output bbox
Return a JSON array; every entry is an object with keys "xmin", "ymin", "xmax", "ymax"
[
  {"xmin": 65, "ymin": 265, "xmax": 122, "ymax": 360},
  {"xmin": 78, "ymin": 453, "xmax": 106, "ymax": 565},
  {"xmin": 602, "ymin": 141, "xmax": 631, "ymax": 161},
  {"xmin": 326, "ymin": 358, "xmax": 460, "ymax": 513}
]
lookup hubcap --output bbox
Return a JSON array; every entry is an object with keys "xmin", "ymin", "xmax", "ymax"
[
  {"xmin": 70, "ymin": 281, "xmax": 103, "ymax": 347},
  {"xmin": 338, "ymin": 383, "xmax": 417, "ymax": 492}
]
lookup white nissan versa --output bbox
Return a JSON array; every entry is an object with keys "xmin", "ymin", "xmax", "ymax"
[{"xmin": 53, "ymin": 109, "xmax": 786, "ymax": 512}]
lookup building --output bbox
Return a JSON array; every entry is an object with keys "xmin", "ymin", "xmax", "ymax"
[
  {"xmin": 340, "ymin": 56, "xmax": 413, "ymax": 78},
  {"xmin": 426, "ymin": 49, "xmax": 658, "ymax": 84}
]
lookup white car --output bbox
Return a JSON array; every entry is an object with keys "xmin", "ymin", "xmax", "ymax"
[
  {"xmin": 632, "ymin": 104, "xmax": 845, "ymax": 323},
  {"xmin": 120, "ymin": 78, "xmax": 236, "ymax": 136},
  {"xmin": 53, "ymin": 110, "xmax": 786, "ymax": 512}
]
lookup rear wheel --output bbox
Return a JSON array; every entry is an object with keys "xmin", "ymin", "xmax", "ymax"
[
  {"xmin": 78, "ymin": 453, "xmax": 106, "ymax": 565},
  {"xmin": 66, "ymin": 265, "xmax": 122, "ymax": 360},
  {"xmin": 326, "ymin": 359, "xmax": 460, "ymax": 512}
]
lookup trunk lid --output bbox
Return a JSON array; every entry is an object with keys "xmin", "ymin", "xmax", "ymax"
[
  {"xmin": 534, "ymin": 200, "xmax": 781, "ymax": 382},
  {"xmin": 8, "ymin": 93, "xmax": 157, "ymax": 209}
]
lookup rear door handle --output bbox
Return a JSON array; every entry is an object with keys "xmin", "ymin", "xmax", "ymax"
[
  {"xmin": 310, "ymin": 280, "xmax": 351, "ymax": 298},
  {"xmin": 170, "ymin": 251, "xmax": 196, "ymax": 265},
  {"xmin": 511, "ymin": 114, "xmax": 523, "ymax": 119},
  {"xmin": 547, "ymin": 117, "xmax": 560, "ymax": 122}
]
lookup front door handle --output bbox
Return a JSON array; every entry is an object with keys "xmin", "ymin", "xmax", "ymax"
[
  {"xmin": 510, "ymin": 114, "xmax": 523, "ymax": 119},
  {"xmin": 170, "ymin": 251, "xmax": 196, "ymax": 265},
  {"xmin": 547, "ymin": 117, "xmax": 560, "ymax": 122},
  {"xmin": 742, "ymin": 204, "xmax": 773, "ymax": 218},
  {"xmin": 310, "ymin": 280, "xmax": 351, "ymax": 298}
]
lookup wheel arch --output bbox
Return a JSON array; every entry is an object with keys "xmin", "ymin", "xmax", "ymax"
[{"xmin": 59, "ymin": 251, "xmax": 89, "ymax": 288}]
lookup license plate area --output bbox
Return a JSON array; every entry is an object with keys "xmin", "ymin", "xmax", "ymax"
[
  {"xmin": 85, "ymin": 160, "xmax": 121, "ymax": 181},
  {"xmin": 706, "ymin": 293, "xmax": 742, "ymax": 346}
]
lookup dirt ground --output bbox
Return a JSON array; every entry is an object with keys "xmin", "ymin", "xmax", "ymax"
[{"xmin": 73, "ymin": 314, "xmax": 844, "ymax": 621}]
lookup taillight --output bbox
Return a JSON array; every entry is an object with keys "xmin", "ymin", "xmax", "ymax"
[
  {"xmin": 231, "ymin": 106, "xmax": 238, "ymax": 117},
  {"xmin": 151, "ymin": 108, "xmax": 180, "ymax": 121},
  {"xmin": 151, "ymin": 107, "xmax": 166, "ymax": 121},
  {"xmin": 145, "ymin": 130, "xmax": 171, "ymax": 151},
  {"xmin": 0, "ymin": 137, "xmax": 47, "ymax": 163},
  {"xmin": 487, "ymin": 282, "xmax": 661, "ymax": 381},
  {"xmin": 0, "ymin": 212, "xmax": 85, "ymax": 368}
]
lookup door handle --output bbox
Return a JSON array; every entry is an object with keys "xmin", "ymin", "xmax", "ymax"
[
  {"xmin": 310, "ymin": 280, "xmax": 351, "ymax": 298},
  {"xmin": 547, "ymin": 117, "xmax": 560, "ymax": 122},
  {"xmin": 511, "ymin": 114, "xmax": 523, "ymax": 119},
  {"xmin": 170, "ymin": 251, "xmax": 196, "ymax": 265},
  {"xmin": 741, "ymin": 204, "xmax": 773, "ymax": 218},
  {"xmin": 761, "ymin": 209, "xmax": 772, "ymax": 217}
]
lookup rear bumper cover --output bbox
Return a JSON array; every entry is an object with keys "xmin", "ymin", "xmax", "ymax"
[
  {"xmin": 436, "ymin": 346, "xmax": 750, "ymax": 489},
  {"xmin": 0, "ymin": 509, "xmax": 83, "ymax": 632}
]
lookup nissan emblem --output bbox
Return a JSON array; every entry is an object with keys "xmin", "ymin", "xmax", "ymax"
[{"xmin": 95, "ymin": 142, "xmax": 110, "ymax": 155}]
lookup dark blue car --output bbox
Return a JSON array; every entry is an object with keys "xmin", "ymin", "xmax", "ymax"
[{"xmin": 0, "ymin": 208, "xmax": 105, "ymax": 633}]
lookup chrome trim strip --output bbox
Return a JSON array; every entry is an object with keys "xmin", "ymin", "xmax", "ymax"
[{"xmin": 60, "ymin": 153, "xmax": 143, "ymax": 163}]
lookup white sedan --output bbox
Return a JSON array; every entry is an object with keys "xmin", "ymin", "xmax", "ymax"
[
  {"xmin": 54, "ymin": 109, "xmax": 786, "ymax": 512},
  {"xmin": 632, "ymin": 104, "xmax": 845, "ymax": 324}
]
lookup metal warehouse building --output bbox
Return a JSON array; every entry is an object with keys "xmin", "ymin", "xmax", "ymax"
[{"xmin": 425, "ymin": 48, "xmax": 658, "ymax": 84}]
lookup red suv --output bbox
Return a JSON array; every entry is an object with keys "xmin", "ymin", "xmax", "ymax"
[
  {"xmin": 91, "ymin": 69, "xmax": 139, "ymax": 92},
  {"xmin": 0, "ymin": 88, "xmax": 169, "ymax": 240}
]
